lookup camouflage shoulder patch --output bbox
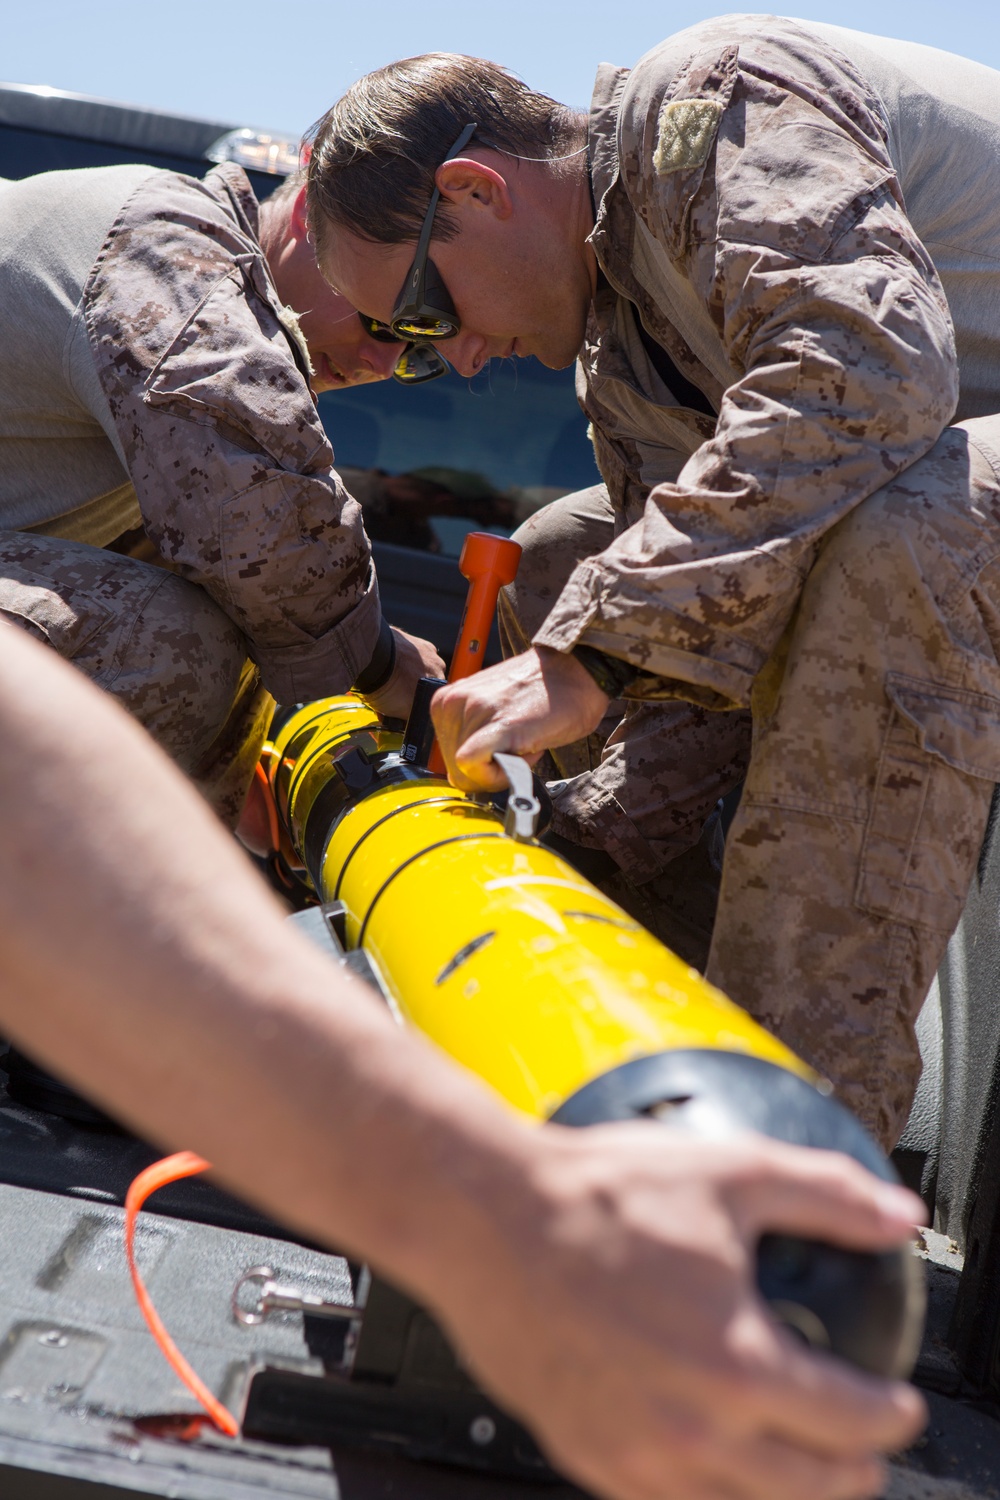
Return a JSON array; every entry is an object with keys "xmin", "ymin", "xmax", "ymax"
[{"xmin": 653, "ymin": 98, "xmax": 724, "ymax": 175}]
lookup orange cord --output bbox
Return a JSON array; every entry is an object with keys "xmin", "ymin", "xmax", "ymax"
[
  {"xmin": 253, "ymin": 760, "xmax": 282, "ymax": 856},
  {"xmin": 124, "ymin": 1152, "xmax": 240, "ymax": 1438}
]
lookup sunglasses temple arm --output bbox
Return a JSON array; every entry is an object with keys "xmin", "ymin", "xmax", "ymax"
[
  {"xmin": 406, "ymin": 122, "xmax": 477, "ymax": 308},
  {"xmin": 407, "ymin": 187, "xmax": 442, "ymax": 302}
]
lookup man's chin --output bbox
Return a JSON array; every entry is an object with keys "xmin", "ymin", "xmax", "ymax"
[
  {"xmin": 536, "ymin": 342, "xmax": 585, "ymax": 371},
  {"xmin": 531, "ymin": 320, "xmax": 587, "ymax": 370}
]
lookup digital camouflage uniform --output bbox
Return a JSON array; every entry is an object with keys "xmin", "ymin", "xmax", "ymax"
[
  {"xmin": 513, "ymin": 17, "xmax": 1000, "ymax": 1145},
  {"xmin": 0, "ymin": 164, "xmax": 380, "ymax": 823}
]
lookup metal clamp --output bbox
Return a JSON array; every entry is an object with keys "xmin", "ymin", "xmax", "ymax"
[
  {"xmin": 232, "ymin": 1265, "xmax": 360, "ymax": 1327},
  {"xmin": 493, "ymin": 753, "xmax": 541, "ymax": 842}
]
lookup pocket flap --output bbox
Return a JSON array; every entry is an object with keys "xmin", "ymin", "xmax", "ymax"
[
  {"xmin": 887, "ymin": 671, "xmax": 1000, "ymax": 781},
  {"xmin": 0, "ymin": 576, "xmax": 112, "ymax": 659}
]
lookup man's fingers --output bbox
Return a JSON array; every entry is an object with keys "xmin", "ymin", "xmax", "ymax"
[
  {"xmin": 694, "ymin": 1138, "xmax": 926, "ymax": 1456},
  {"xmin": 704, "ymin": 1430, "xmax": 887, "ymax": 1500},
  {"xmin": 740, "ymin": 1309, "xmax": 926, "ymax": 1455},
  {"xmin": 559, "ymin": 1399, "xmax": 891, "ymax": 1500},
  {"xmin": 728, "ymin": 1140, "xmax": 924, "ymax": 1250},
  {"xmin": 449, "ymin": 756, "xmax": 509, "ymax": 792},
  {"xmin": 454, "ymin": 724, "xmax": 541, "ymax": 782},
  {"xmin": 432, "ymin": 704, "xmax": 508, "ymax": 789},
  {"xmin": 397, "ymin": 633, "xmax": 447, "ymax": 684},
  {"xmin": 450, "ymin": 736, "xmax": 544, "ymax": 792},
  {"xmin": 430, "ymin": 687, "xmax": 490, "ymax": 778},
  {"xmin": 366, "ymin": 631, "xmax": 447, "ymax": 718},
  {"xmin": 432, "ymin": 684, "xmax": 545, "ymax": 789},
  {"xmin": 430, "ymin": 646, "xmax": 605, "ymax": 787}
]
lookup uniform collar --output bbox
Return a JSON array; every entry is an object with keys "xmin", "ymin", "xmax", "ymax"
[
  {"xmin": 202, "ymin": 162, "xmax": 261, "ymax": 246},
  {"xmin": 587, "ymin": 62, "xmax": 631, "ymax": 254}
]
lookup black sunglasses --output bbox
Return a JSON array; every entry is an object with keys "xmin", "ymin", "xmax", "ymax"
[
  {"xmin": 357, "ymin": 312, "xmax": 448, "ymax": 385},
  {"xmin": 390, "ymin": 122, "xmax": 477, "ymax": 341}
]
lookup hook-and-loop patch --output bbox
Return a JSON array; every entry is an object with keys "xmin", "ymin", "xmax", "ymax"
[{"xmin": 653, "ymin": 99, "xmax": 724, "ymax": 175}]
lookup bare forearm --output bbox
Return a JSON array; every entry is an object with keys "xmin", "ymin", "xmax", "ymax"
[{"xmin": 0, "ymin": 628, "xmax": 533, "ymax": 1302}]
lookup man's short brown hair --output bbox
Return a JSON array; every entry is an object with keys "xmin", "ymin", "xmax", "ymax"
[{"xmin": 306, "ymin": 53, "xmax": 583, "ymax": 256}]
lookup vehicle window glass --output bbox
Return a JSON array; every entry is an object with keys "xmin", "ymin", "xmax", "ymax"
[{"xmin": 321, "ymin": 357, "xmax": 599, "ymax": 557}]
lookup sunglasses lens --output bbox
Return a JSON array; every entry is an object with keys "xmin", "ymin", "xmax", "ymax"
[
  {"xmin": 393, "ymin": 313, "xmax": 459, "ymax": 340},
  {"xmin": 393, "ymin": 343, "xmax": 449, "ymax": 384},
  {"xmin": 391, "ymin": 258, "xmax": 460, "ymax": 342},
  {"xmin": 357, "ymin": 311, "xmax": 404, "ymax": 344}
]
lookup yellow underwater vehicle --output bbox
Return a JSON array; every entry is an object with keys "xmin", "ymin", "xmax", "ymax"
[
  {"xmin": 188, "ymin": 534, "xmax": 920, "ymax": 1474},
  {"xmin": 119, "ymin": 532, "xmax": 924, "ymax": 1477}
]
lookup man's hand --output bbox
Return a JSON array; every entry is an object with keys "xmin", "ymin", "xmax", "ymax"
[
  {"xmin": 431, "ymin": 645, "xmax": 609, "ymax": 790},
  {"xmin": 364, "ymin": 628, "xmax": 446, "ymax": 720},
  {"xmin": 428, "ymin": 1127, "xmax": 926, "ymax": 1500}
]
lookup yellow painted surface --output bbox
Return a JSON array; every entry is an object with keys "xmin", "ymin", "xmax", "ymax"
[{"xmin": 271, "ymin": 699, "xmax": 813, "ymax": 1120}]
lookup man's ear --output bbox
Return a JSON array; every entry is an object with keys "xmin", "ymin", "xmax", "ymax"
[
  {"xmin": 291, "ymin": 183, "xmax": 310, "ymax": 237},
  {"xmin": 435, "ymin": 158, "xmax": 513, "ymax": 220}
]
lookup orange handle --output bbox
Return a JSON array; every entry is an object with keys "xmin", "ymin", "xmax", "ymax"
[
  {"xmin": 429, "ymin": 532, "xmax": 521, "ymax": 775},
  {"xmin": 446, "ymin": 532, "xmax": 522, "ymax": 681}
]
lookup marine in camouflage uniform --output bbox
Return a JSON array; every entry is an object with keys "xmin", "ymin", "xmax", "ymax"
[
  {"xmin": 495, "ymin": 18, "xmax": 1000, "ymax": 1145},
  {"xmin": 0, "ymin": 163, "xmax": 387, "ymax": 823}
]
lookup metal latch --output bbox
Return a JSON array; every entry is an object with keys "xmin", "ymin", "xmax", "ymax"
[
  {"xmin": 493, "ymin": 753, "xmax": 541, "ymax": 842},
  {"xmin": 232, "ymin": 1265, "xmax": 361, "ymax": 1327}
]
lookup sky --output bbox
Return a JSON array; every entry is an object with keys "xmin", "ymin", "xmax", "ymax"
[{"xmin": 2, "ymin": 0, "xmax": 998, "ymax": 139}]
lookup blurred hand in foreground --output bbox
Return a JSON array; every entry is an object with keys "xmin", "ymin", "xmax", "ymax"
[{"xmin": 436, "ymin": 1125, "xmax": 926, "ymax": 1500}]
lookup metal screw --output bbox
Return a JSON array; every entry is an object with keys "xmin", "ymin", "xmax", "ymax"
[{"xmin": 469, "ymin": 1415, "xmax": 496, "ymax": 1446}]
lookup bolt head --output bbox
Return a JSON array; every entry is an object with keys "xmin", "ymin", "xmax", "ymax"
[{"xmin": 469, "ymin": 1415, "xmax": 497, "ymax": 1446}]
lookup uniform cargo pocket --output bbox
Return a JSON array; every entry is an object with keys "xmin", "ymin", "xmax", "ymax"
[
  {"xmin": 0, "ymin": 574, "xmax": 113, "ymax": 661},
  {"xmin": 856, "ymin": 672, "xmax": 1000, "ymax": 932}
]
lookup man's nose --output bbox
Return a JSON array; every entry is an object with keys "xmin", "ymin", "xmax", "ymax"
[
  {"xmin": 443, "ymin": 332, "xmax": 489, "ymax": 379},
  {"xmin": 359, "ymin": 337, "xmax": 405, "ymax": 380}
]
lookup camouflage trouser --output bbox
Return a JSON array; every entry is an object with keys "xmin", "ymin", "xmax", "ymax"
[
  {"xmin": 505, "ymin": 420, "xmax": 1000, "ymax": 1147},
  {"xmin": 0, "ymin": 532, "xmax": 273, "ymax": 825},
  {"xmin": 709, "ymin": 417, "xmax": 1000, "ymax": 1146}
]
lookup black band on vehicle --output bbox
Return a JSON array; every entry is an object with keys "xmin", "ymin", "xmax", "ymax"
[
  {"xmin": 354, "ymin": 619, "xmax": 397, "ymax": 695},
  {"xmin": 357, "ymin": 833, "xmax": 505, "ymax": 946},
  {"xmin": 572, "ymin": 643, "xmax": 642, "ymax": 700},
  {"xmin": 330, "ymin": 794, "xmax": 464, "ymax": 900}
]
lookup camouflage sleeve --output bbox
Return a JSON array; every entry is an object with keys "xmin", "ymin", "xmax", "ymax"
[
  {"xmin": 535, "ymin": 33, "xmax": 959, "ymax": 709},
  {"xmin": 84, "ymin": 168, "xmax": 380, "ymax": 706}
]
